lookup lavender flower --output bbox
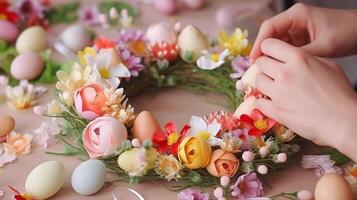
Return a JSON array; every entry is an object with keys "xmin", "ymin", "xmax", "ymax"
[
  {"xmin": 119, "ymin": 49, "xmax": 145, "ymax": 77},
  {"xmin": 230, "ymin": 173, "xmax": 263, "ymax": 199},
  {"xmin": 79, "ymin": 5, "xmax": 101, "ymax": 26},
  {"xmin": 177, "ymin": 188, "xmax": 209, "ymax": 200},
  {"xmin": 230, "ymin": 56, "xmax": 251, "ymax": 79}
]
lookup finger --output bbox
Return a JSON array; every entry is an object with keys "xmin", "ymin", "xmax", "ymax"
[
  {"xmin": 250, "ymin": 10, "xmax": 299, "ymax": 60},
  {"xmin": 255, "ymin": 73, "xmax": 275, "ymax": 98},
  {"xmin": 256, "ymin": 98, "xmax": 280, "ymax": 120},
  {"xmin": 260, "ymin": 38, "xmax": 298, "ymax": 62},
  {"xmin": 256, "ymin": 56, "xmax": 284, "ymax": 79}
]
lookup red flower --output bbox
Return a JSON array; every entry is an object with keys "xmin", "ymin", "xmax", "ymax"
[
  {"xmin": 0, "ymin": 1, "xmax": 19, "ymax": 23},
  {"xmin": 240, "ymin": 108, "xmax": 276, "ymax": 137},
  {"xmin": 149, "ymin": 42, "xmax": 179, "ymax": 62},
  {"xmin": 94, "ymin": 37, "xmax": 116, "ymax": 50},
  {"xmin": 9, "ymin": 186, "xmax": 36, "ymax": 200},
  {"xmin": 152, "ymin": 122, "xmax": 190, "ymax": 156},
  {"xmin": 204, "ymin": 111, "xmax": 240, "ymax": 137}
]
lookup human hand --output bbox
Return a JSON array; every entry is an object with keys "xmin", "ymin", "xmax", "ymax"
[
  {"xmin": 250, "ymin": 3, "xmax": 357, "ymax": 60},
  {"xmin": 255, "ymin": 38, "xmax": 357, "ymax": 161}
]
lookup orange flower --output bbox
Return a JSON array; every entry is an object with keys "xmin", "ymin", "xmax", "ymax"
[
  {"xmin": 4, "ymin": 132, "xmax": 32, "ymax": 155},
  {"xmin": 94, "ymin": 36, "xmax": 116, "ymax": 50},
  {"xmin": 206, "ymin": 149, "xmax": 239, "ymax": 177}
]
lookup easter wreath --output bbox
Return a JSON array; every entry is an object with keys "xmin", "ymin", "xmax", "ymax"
[{"xmin": 41, "ymin": 23, "xmax": 307, "ymax": 199}]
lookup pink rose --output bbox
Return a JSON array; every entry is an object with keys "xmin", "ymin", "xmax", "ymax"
[
  {"xmin": 83, "ymin": 116, "xmax": 128, "ymax": 158},
  {"xmin": 74, "ymin": 84, "xmax": 107, "ymax": 120}
]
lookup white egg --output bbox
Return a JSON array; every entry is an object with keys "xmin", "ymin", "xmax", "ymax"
[
  {"xmin": 10, "ymin": 52, "xmax": 44, "ymax": 80},
  {"xmin": 71, "ymin": 159, "xmax": 106, "ymax": 195},
  {"xmin": 61, "ymin": 25, "xmax": 91, "ymax": 52},
  {"xmin": 25, "ymin": 161, "xmax": 65, "ymax": 200},
  {"xmin": 16, "ymin": 26, "xmax": 48, "ymax": 53}
]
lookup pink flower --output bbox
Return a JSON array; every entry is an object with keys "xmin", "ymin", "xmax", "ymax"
[
  {"xmin": 79, "ymin": 5, "xmax": 101, "ymax": 26},
  {"xmin": 177, "ymin": 188, "xmax": 209, "ymax": 200},
  {"xmin": 230, "ymin": 173, "xmax": 263, "ymax": 199},
  {"xmin": 117, "ymin": 29, "xmax": 148, "ymax": 57},
  {"xmin": 33, "ymin": 122, "xmax": 60, "ymax": 148},
  {"xmin": 74, "ymin": 84, "xmax": 107, "ymax": 120},
  {"xmin": 82, "ymin": 116, "xmax": 128, "ymax": 158},
  {"xmin": 119, "ymin": 49, "xmax": 145, "ymax": 77},
  {"xmin": 0, "ymin": 144, "xmax": 17, "ymax": 167},
  {"xmin": 230, "ymin": 56, "xmax": 251, "ymax": 79}
]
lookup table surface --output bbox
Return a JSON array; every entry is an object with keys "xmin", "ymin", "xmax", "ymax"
[{"xmin": 1, "ymin": 0, "xmax": 356, "ymax": 199}]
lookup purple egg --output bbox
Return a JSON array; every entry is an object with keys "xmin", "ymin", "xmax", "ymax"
[{"xmin": 153, "ymin": 0, "xmax": 178, "ymax": 15}]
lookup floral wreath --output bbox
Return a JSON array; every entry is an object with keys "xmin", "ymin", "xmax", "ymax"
[{"xmin": 34, "ymin": 20, "xmax": 309, "ymax": 200}]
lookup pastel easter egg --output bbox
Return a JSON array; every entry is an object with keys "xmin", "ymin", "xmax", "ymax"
[
  {"xmin": 25, "ymin": 161, "xmax": 65, "ymax": 200},
  {"xmin": 182, "ymin": 0, "xmax": 205, "ymax": 10},
  {"xmin": 61, "ymin": 25, "xmax": 91, "ymax": 52},
  {"xmin": 132, "ymin": 111, "xmax": 161, "ymax": 142},
  {"xmin": 0, "ymin": 20, "xmax": 19, "ymax": 42},
  {"xmin": 153, "ymin": 0, "xmax": 178, "ymax": 15},
  {"xmin": 10, "ymin": 52, "xmax": 44, "ymax": 80},
  {"xmin": 177, "ymin": 25, "xmax": 208, "ymax": 62},
  {"xmin": 16, "ymin": 26, "xmax": 48, "ymax": 53},
  {"xmin": 146, "ymin": 23, "xmax": 177, "ymax": 45},
  {"xmin": 0, "ymin": 115, "xmax": 15, "ymax": 142},
  {"xmin": 315, "ymin": 173, "xmax": 353, "ymax": 200},
  {"xmin": 240, "ymin": 63, "xmax": 259, "ymax": 90},
  {"xmin": 71, "ymin": 159, "xmax": 106, "ymax": 195}
]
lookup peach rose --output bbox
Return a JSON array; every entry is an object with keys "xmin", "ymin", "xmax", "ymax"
[
  {"xmin": 83, "ymin": 116, "xmax": 127, "ymax": 158},
  {"xmin": 4, "ymin": 132, "xmax": 32, "ymax": 155},
  {"xmin": 206, "ymin": 149, "xmax": 239, "ymax": 177},
  {"xmin": 178, "ymin": 136, "xmax": 212, "ymax": 169},
  {"xmin": 74, "ymin": 84, "xmax": 107, "ymax": 120}
]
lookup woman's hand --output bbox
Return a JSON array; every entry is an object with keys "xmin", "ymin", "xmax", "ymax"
[
  {"xmin": 255, "ymin": 38, "xmax": 357, "ymax": 161},
  {"xmin": 250, "ymin": 3, "xmax": 357, "ymax": 60}
]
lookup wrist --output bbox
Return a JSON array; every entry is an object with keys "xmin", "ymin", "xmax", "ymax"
[{"xmin": 336, "ymin": 94, "xmax": 357, "ymax": 162}]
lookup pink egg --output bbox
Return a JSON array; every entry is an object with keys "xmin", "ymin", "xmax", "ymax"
[
  {"xmin": 10, "ymin": 52, "xmax": 44, "ymax": 80},
  {"xmin": 153, "ymin": 0, "xmax": 178, "ymax": 15},
  {"xmin": 0, "ymin": 20, "xmax": 19, "ymax": 42},
  {"xmin": 182, "ymin": 0, "xmax": 205, "ymax": 10}
]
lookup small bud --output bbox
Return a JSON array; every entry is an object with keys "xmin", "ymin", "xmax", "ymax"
[
  {"xmin": 131, "ymin": 138, "xmax": 141, "ymax": 148},
  {"xmin": 109, "ymin": 7, "xmax": 118, "ymax": 19},
  {"xmin": 242, "ymin": 151, "xmax": 255, "ymax": 162},
  {"xmin": 213, "ymin": 187, "xmax": 224, "ymax": 198},
  {"xmin": 220, "ymin": 176, "xmax": 230, "ymax": 187},
  {"xmin": 297, "ymin": 190, "xmax": 313, "ymax": 200},
  {"xmin": 257, "ymin": 165, "xmax": 268, "ymax": 174},
  {"xmin": 277, "ymin": 153, "xmax": 287, "ymax": 163},
  {"xmin": 259, "ymin": 146, "xmax": 269, "ymax": 158}
]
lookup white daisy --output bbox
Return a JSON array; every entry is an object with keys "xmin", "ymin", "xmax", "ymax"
[
  {"xmin": 188, "ymin": 116, "xmax": 222, "ymax": 146},
  {"xmin": 196, "ymin": 49, "xmax": 230, "ymax": 70},
  {"xmin": 89, "ymin": 50, "xmax": 131, "ymax": 88}
]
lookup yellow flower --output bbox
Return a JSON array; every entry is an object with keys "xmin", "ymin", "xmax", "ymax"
[
  {"xmin": 77, "ymin": 47, "xmax": 96, "ymax": 65},
  {"xmin": 56, "ymin": 63, "xmax": 96, "ymax": 106},
  {"xmin": 218, "ymin": 28, "xmax": 251, "ymax": 56},
  {"xmin": 178, "ymin": 136, "xmax": 212, "ymax": 169},
  {"xmin": 46, "ymin": 100, "xmax": 62, "ymax": 115},
  {"xmin": 155, "ymin": 154, "xmax": 183, "ymax": 181}
]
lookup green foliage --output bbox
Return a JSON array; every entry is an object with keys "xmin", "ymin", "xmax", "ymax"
[
  {"xmin": 98, "ymin": 1, "xmax": 138, "ymax": 17},
  {"xmin": 44, "ymin": 2, "xmax": 80, "ymax": 24},
  {"xmin": 320, "ymin": 148, "xmax": 350, "ymax": 166}
]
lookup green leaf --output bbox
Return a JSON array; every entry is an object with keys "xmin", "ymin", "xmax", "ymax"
[
  {"xmin": 183, "ymin": 51, "xmax": 193, "ymax": 62},
  {"xmin": 320, "ymin": 148, "xmax": 350, "ymax": 166},
  {"xmin": 129, "ymin": 176, "xmax": 139, "ymax": 184},
  {"xmin": 34, "ymin": 60, "xmax": 61, "ymax": 84},
  {"xmin": 98, "ymin": 1, "xmax": 138, "ymax": 17},
  {"xmin": 44, "ymin": 2, "xmax": 80, "ymax": 24},
  {"xmin": 189, "ymin": 171, "xmax": 202, "ymax": 184}
]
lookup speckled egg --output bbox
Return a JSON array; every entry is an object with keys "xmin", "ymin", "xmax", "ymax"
[
  {"xmin": 153, "ymin": 0, "xmax": 178, "ymax": 15},
  {"xmin": 16, "ymin": 26, "xmax": 48, "ymax": 53},
  {"xmin": 132, "ymin": 111, "xmax": 161, "ymax": 142},
  {"xmin": 0, "ymin": 115, "xmax": 15, "ymax": 141},
  {"xmin": 25, "ymin": 161, "xmax": 65, "ymax": 200},
  {"xmin": 315, "ymin": 173, "xmax": 353, "ymax": 200},
  {"xmin": 71, "ymin": 159, "xmax": 106, "ymax": 195},
  {"xmin": 61, "ymin": 25, "xmax": 91, "ymax": 52},
  {"xmin": 0, "ymin": 20, "xmax": 19, "ymax": 42},
  {"xmin": 10, "ymin": 52, "xmax": 44, "ymax": 80}
]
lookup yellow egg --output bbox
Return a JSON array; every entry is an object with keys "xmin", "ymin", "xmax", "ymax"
[
  {"xmin": 132, "ymin": 111, "xmax": 161, "ymax": 142},
  {"xmin": 25, "ymin": 161, "xmax": 65, "ymax": 200},
  {"xmin": 16, "ymin": 26, "xmax": 48, "ymax": 53},
  {"xmin": 0, "ymin": 115, "xmax": 15, "ymax": 137},
  {"xmin": 315, "ymin": 173, "xmax": 353, "ymax": 200}
]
